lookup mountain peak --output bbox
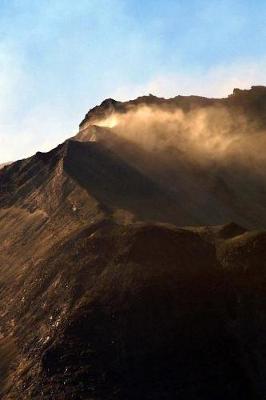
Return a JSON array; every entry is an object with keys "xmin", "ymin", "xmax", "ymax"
[
  {"xmin": 100, "ymin": 97, "xmax": 118, "ymax": 106},
  {"xmin": 79, "ymin": 85, "xmax": 266, "ymax": 132}
]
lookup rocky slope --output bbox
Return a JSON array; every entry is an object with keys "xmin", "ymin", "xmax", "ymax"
[{"xmin": 1, "ymin": 86, "xmax": 266, "ymax": 399}]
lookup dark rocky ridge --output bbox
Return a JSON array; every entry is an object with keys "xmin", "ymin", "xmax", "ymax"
[{"xmin": 1, "ymin": 86, "xmax": 266, "ymax": 398}]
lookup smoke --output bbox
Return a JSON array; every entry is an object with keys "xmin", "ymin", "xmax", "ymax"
[{"xmin": 94, "ymin": 104, "xmax": 265, "ymax": 170}]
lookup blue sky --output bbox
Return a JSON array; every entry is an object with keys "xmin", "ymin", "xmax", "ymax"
[{"xmin": 0, "ymin": 0, "xmax": 266, "ymax": 162}]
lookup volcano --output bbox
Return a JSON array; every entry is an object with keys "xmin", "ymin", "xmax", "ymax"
[{"xmin": 1, "ymin": 86, "xmax": 266, "ymax": 399}]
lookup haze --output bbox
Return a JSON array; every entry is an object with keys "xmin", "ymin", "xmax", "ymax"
[{"xmin": 90, "ymin": 104, "xmax": 266, "ymax": 174}]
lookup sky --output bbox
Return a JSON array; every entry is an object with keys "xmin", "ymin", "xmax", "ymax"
[{"xmin": 0, "ymin": 0, "xmax": 266, "ymax": 162}]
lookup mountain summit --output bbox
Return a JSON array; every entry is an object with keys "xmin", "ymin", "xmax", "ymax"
[{"xmin": 77, "ymin": 86, "xmax": 266, "ymax": 229}]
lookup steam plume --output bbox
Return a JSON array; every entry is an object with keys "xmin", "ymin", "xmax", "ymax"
[{"xmin": 94, "ymin": 104, "xmax": 266, "ymax": 171}]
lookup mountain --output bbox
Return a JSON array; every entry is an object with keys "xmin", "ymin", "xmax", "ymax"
[
  {"xmin": 1, "ymin": 86, "xmax": 266, "ymax": 399},
  {"xmin": 77, "ymin": 86, "xmax": 266, "ymax": 229}
]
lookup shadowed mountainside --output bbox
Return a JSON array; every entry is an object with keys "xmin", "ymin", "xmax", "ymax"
[{"xmin": 1, "ymin": 219, "xmax": 266, "ymax": 399}]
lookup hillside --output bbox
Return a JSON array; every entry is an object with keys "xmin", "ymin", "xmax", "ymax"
[
  {"xmin": 1, "ymin": 219, "xmax": 266, "ymax": 399},
  {"xmin": 1, "ymin": 86, "xmax": 266, "ymax": 399}
]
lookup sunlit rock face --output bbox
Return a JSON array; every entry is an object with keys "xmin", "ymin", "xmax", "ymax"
[{"xmin": 1, "ymin": 87, "xmax": 266, "ymax": 399}]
